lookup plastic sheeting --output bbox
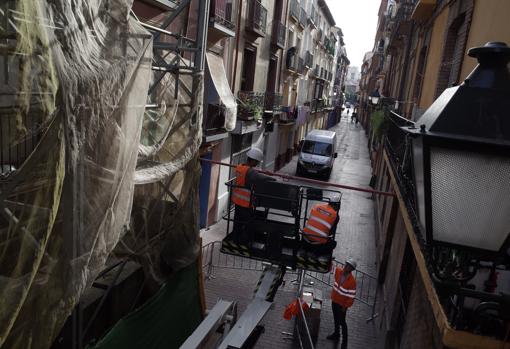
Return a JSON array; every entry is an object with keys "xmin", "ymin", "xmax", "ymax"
[
  {"xmin": 0, "ymin": 1, "xmax": 152, "ymax": 348},
  {"xmin": 206, "ymin": 52, "xmax": 237, "ymax": 131}
]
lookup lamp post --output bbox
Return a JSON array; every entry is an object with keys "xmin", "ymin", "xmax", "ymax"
[
  {"xmin": 402, "ymin": 42, "xmax": 510, "ymax": 259},
  {"xmin": 369, "ymin": 89, "xmax": 380, "ymax": 106},
  {"xmin": 401, "ymin": 41, "xmax": 510, "ymax": 335}
]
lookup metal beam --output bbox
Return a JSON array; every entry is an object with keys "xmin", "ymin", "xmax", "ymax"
[{"xmin": 153, "ymin": 0, "xmax": 191, "ymax": 41}]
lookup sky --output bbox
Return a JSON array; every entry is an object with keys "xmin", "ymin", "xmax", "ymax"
[{"xmin": 325, "ymin": 0, "xmax": 381, "ymax": 68}]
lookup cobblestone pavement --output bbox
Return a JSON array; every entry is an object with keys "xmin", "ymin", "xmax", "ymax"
[{"xmin": 201, "ymin": 111, "xmax": 381, "ymax": 348}]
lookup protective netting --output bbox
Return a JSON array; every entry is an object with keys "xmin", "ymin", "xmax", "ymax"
[{"xmin": 0, "ymin": 0, "xmax": 152, "ymax": 347}]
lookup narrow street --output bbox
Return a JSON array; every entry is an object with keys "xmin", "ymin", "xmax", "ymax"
[{"xmin": 201, "ymin": 110, "xmax": 380, "ymax": 348}]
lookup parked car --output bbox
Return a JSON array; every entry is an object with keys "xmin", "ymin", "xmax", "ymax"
[{"xmin": 296, "ymin": 129, "xmax": 337, "ymax": 180}]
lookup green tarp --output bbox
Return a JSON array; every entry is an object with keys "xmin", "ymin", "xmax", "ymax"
[{"xmin": 91, "ymin": 262, "xmax": 202, "ymax": 349}]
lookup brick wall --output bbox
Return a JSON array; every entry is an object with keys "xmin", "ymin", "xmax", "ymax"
[{"xmin": 399, "ymin": 271, "xmax": 444, "ymax": 349}]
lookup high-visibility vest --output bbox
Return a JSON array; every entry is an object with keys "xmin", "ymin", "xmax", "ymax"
[
  {"xmin": 232, "ymin": 164, "xmax": 252, "ymax": 208},
  {"xmin": 302, "ymin": 203, "xmax": 337, "ymax": 244},
  {"xmin": 331, "ymin": 267, "xmax": 356, "ymax": 308}
]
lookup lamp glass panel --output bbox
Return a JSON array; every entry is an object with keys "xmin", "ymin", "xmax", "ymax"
[
  {"xmin": 430, "ymin": 147, "xmax": 510, "ymax": 251},
  {"xmin": 412, "ymin": 138, "xmax": 427, "ymax": 235}
]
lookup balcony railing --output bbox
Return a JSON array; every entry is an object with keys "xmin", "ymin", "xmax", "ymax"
[
  {"xmin": 310, "ymin": 98, "xmax": 326, "ymax": 112},
  {"xmin": 264, "ymin": 92, "xmax": 283, "ymax": 112},
  {"xmin": 271, "ymin": 21, "xmax": 286, "ymax": 49},
  {"xmin": 237, "ymin": 91, "xmax": 265, "ymax": 120},
  {"xmin": 297, "ymin": 56, "xmax": 305, "ymax": 74},
  {"xmin": 305, "ymin": 51, "xmax": 313, "ymax": 68},
  {"xmin": 299, "ymin": 7, "xmax": 307, "ymax": 27},
  {"xmin": 205, "ymin": 104, "xmax": 227, "ymax": 131},
  {"xmin": 286, "ymin": 47, "xmax": 297, "ymax": 71},
  {"xmin": 308, "ymin": 6, "xmax": 317, "ymax": 27},
  {"xmin": 290, "ymin": 0, "xmax": 299, "ymax": 21},
  {"xmin": 210, "ymin": 0, "xmax": 235, "ymax": 30},
  {"xmin": 246, "ymin": 0, "xmax": 267, "ymax": 36}
]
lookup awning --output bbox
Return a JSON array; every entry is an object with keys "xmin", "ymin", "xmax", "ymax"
[{"xmin": 206, "ymin": 52, "xmax": 237, "ymax": 131}]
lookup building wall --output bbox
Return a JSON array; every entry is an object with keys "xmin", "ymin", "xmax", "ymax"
[
  {"xmin": 399, "ymin": 273, "xmax": 443, "ymax": 349},
  {"xmin": 418, "ymin": 7, "xmax": 449, "ymax": 109},
  {"xmin": 460, "ymin": 0, "xmax": 510, "ymax": 79}
]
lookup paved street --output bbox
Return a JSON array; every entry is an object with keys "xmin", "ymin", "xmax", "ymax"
[{"xmin": 201, "ymin": 110, "xmax": 381, "ymax": 348}]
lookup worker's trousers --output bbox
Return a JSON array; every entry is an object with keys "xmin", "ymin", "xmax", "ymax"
[{"xmin": 332, "ymin": 302, "xmax": 348, "ymax": 348}]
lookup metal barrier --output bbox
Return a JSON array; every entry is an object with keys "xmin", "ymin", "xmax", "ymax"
[
  {"xmin": 304, "ymin": 259, "xmax": 379, "ymax": 322},
  {"xmin": 202, "ymin": 242, "xmax": 379, "ymax": 322},
  {"xmin": 202, "ymin": 241, "xmax": 265, "ymax": 279}
]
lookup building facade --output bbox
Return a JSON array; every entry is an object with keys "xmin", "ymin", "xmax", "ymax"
[
  {"xmin": 360, "ymin": 0, "xmax": 510, "ymax": 348},
  {"xmin": 199, "ymin": 0, "xmax": 349, "ymax": 228}
]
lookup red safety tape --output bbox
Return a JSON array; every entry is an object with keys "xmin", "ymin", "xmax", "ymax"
[{"xmin": 199, "ymin": 157, "xmax": 395, "ymax": 197}]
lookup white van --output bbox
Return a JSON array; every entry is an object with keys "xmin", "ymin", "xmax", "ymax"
[{"xmin": 296, "ymin": 129, "xmax": 337, "ymax": 179}]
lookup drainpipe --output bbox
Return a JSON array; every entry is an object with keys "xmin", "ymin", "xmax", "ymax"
[{"xmin": 231, "ymin": 0, "xmax": 243, "ymax": 92}]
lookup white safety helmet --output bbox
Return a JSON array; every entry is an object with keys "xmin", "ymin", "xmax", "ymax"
[
  {"xmin": 345, "ymin": 258, "xmax": 357, "ymax": 270},
  {"xmin": 246, "ymin": 147, "xmax": 264, "ymax": 162},
  {"xmin": 329, "ymin": 194, "xmax": 341, "ymax": 204}
]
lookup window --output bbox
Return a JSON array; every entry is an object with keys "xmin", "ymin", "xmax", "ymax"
[
  {"xmin": 241, "ymin": 46, "xmax": 257, "ymax": 91},
  {"xmin": 435, "ymin": 14, "xmax": 466, "ymax": 97},
  {"xmin": 302, "ymin": 141, "xmax": 332, "ymax": 156}
]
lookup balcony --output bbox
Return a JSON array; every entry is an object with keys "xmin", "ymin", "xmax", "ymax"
[
  {"xmin": 411, "ymin": 0, "xmax": 436, "ymax": 22},
  {"xmin": 209, "ymin": 0, "xmax": 235, "ymax": 41},
  {"xmin": 286, "ymin": 47, "xmax": 297, "ymax": 72},
  {"xmin": 246, "ymin": 0, "xmax": 267, "ymax": 37},
  {"xmin": 237, "ymin": 91, "xmax": 265, "ymax": 120},
  {"xmin": 297, "ymin": 56, "xmax": 305, "ymax": 75},
  {"xmin": 308, "ymin": 7, "xmax": 317, "ymax": 28},
  {"xmin": 299, "ymin": 7, "xmax": 307, "ymax": 28},
  {"xmin": 305, "ymin": 51, "xmax": 313, "ymax": 68},
  {"xmin": 290, "ymin": 0, "xmax": 299, "ymax": 22},
  {"xmin": 316, "ymin": 29, "xmax": 323, "ymax": 44},
  {"xmin": 311, "ymin": 64, "xmax": 320, "ymax": 78},
  {"xmin": 264, "ymin": 92, "xmax": 283, "ymax": 113},
  {"xmin": 209, "ymin": 0, "xmax": 235, "ymax": 31},
  {"xmin": 271, "ymin": 21, "xmax": 286, "ymax": 49},
  {"xmin": 204, "ymin": 104, "xmax": 229, "ymax": 141}
]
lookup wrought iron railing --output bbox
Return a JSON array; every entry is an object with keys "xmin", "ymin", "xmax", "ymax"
[
  {"xmin": 287, "ymin": 48, "xmax": 298, "ymax": 71},
  {"xmin": 204, "ymin": 104, "xmax": 226, "ymax": 132},
  {"xmin": 382, "ymin": 110, "xmax": 417, "ymax": 212},
  {"xmin": 308, "ymin": 6, "xmax": 317, "ymax": 27},
  {"xmin": 299, "ymin": 7, "xmax": 307, "ymax": 27},
  {"xmin": 297, "ymin": 56, "xmax": 305, "ymax": 74},
  {"xmin": 0, "ymin": 108, "xmax": 46, "ymax": 176},
  {"xmin": 305, "ymin": 51, "xmax": 313, "ymax": 68},
  {"xmin": 272, "ymin": 21, "xmax": 286, "ymax": 48},
  {"xmin": 210, "ymin": 0, "xmax": 235, "ymax": 30},
  {"xmin": 316, "ymin": 29, "xmax": 323, "ymax": 43},
  {"xmin": 290, "ymin": 0, "xmax": 299, "ymax": 20},
  {"xmin": 246, "ymin": 0, "xmax": 267, "ymax": 35},
  {"xmin": 264, "ymin": 92, "xmax": 283, "ymax": 112}
]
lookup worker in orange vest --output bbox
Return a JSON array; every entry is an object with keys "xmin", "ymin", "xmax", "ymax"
[
  {"xmin": 302, "ymin": 195, "xmax": 340, "ymax": 253},
  {"xmin": 327, "ymin": 258, "xmax": 357, "ymax": 348},
  {"xmin": 232, "ymin": 147, "xmax": 275, "ymax": 242}
]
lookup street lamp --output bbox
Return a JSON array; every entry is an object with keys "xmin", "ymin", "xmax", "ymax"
[
  {"xmin": 369, "ymin": 89, "xmax": 380, "ymax": 105},
  {"xmin": 402, "ymin": 42, "xmax": 510, "ymax": 258}
]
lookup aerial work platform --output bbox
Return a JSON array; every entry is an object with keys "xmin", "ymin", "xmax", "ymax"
[
  {"xmin": 180, "ymin": 264, "xmax": 285, "ymax": 349},
  {"xmin": 222, "ymin": 180, "xmax": 342, "ymax": 273}
]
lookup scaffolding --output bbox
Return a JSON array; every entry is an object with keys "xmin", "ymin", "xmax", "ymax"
[{"xmin": 0, "ymin": 0, "xmax": 209, "ymax": 348}]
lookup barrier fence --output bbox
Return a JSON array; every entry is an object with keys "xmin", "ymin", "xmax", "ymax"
[{"xmin": 201, "ymin": 241, "xmax": 378, "ymax": 322}]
